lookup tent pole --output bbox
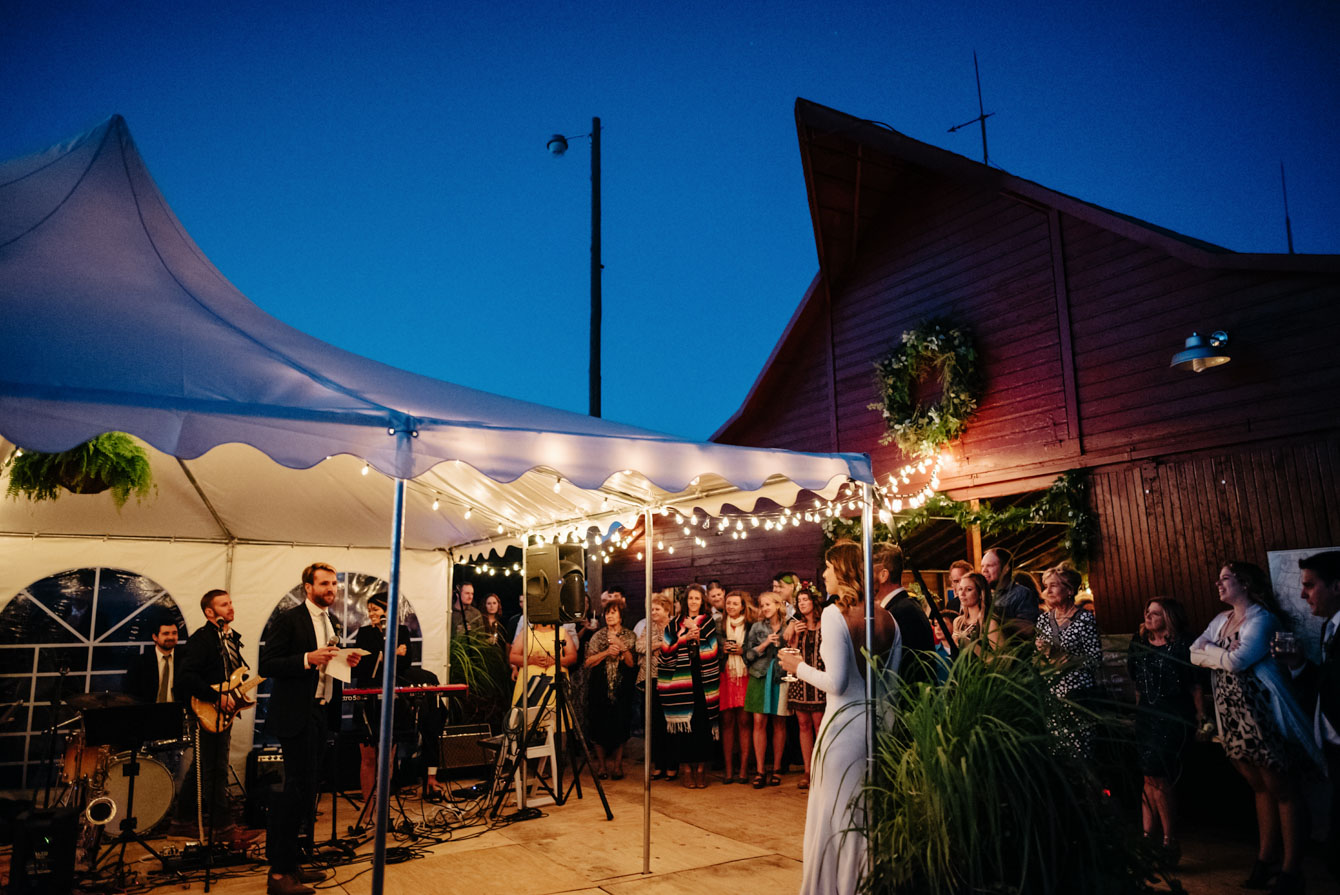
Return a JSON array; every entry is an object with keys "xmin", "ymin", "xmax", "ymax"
[
  {"xmin": 519, "ymin": 537, "xmax": 529, "ymax": 811},
  {"xmin": 860, "ymin": 480, "xmax": 875, "ymax": 878},
  {"xmin": 642, "ymin": 507, "xmax": 653, "ymax": 874},
  {"xmin": 224, "ymin": 541, "xmax": 235, "ymax": 596},
  {"xmin": 444, "ymin": 552, "xmax": 454, "ymax": 685},
  {"xmin": 371, "ymin": 478, "xmax": 406, "ymax": 895}
]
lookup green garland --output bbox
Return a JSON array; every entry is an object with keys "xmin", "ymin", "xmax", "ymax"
[
  {"xmin": 822, "ymin": 471, "xmax": 1096, "ymax": 570},
  {"xmin": 869, "ymin": 318, "xmax": 983, "ymax": 459},
  {"xmin": 4, "ymin": 432, "xmax": 155, "ymax": 509}
]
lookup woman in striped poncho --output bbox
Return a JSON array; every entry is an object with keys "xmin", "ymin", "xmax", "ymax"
[{"xmin": 657, "ymin": 584, "xmax": 720, "ymax": 789}]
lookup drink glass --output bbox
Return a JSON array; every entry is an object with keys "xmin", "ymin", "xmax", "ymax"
[
  {"xmin": 1272, "ymin": 631, "xmax": 1298, "ymax": 661},
  {"xmin": 780, "ymin": 647, "xmax": 800, "ymax": 683}
]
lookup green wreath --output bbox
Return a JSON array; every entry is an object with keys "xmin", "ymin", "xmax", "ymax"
[{"xmin": 870, "ymin": 319, "xmax": 982, "ymax": 459}]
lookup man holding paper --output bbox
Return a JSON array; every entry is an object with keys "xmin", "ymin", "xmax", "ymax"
[{"xmin": 260, "ymin": 562, "xmax": 362, "ymax": 895}]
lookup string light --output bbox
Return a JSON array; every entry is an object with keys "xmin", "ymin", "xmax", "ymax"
[
  {"xmin": 360, "ymin": 463, "xmax": 369, "ymax": 476},
  {"xmin": 464, "ymin": 506, "xmax": 472, "ymax": 519},
  {"xmin": 431, "ymin": 497, "xmax": 440, "ymax": 511}
]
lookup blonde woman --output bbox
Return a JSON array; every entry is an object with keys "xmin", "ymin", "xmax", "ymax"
[
  {"xmin": 1035, "ymin": 564, "xmax": 1102, "ymax": 758},
  {"xmin": 718, "ymin": 589, "xmax": 754, "ymax": 783},
  {"xmin": 636, "ymin": 591, "xmax": 676, "ymax": 780},
  {"xmin": 950, "ymin": 572, "xmax": 1000, "ymax": 651},
  {"xmin": 744, "ymin": 590, "xmax": 789, "ymax": 787}
]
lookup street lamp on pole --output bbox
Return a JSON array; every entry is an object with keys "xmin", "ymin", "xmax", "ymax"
[{"xmin": 547, "ymin": 117, "xmax": 601, "ymax": 418}]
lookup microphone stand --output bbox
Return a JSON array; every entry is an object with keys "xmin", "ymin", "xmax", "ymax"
[{"xmin": 203, "ymin": 624, "xmax": 232, "ymax": 894}]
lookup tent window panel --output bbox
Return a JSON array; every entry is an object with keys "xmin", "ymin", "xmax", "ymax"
[
  {"xmin": 22, "ymin": 569, "xmax": 98, "ymax": 640},
  {"xmin": 0, "ymin": 594, "xmax": 83, "ymax": 644},
  {"xmin": 0, "ymin": 647, "xmax": 34, "ymax": 674},
  {"xmin": 94, "ymin": 570, "xmax": 170, "ymax": 641},
  {"xmin": 37, "ymin": 646, "xmax": 88, "ymax": 675},
  {"xmin": 0, "ymin": 766, "xmax": 22, "ymax": 790},
  {"xmin": 90, "ymin": 671, "xmax": 125, "ymax": 694},
  {"xmin": 0, "ymin": 735, "xmax": 25, "ymax": 763},
  {"xmin": 94, "ymin": 645, "xmax": 144, "ymax": 674}
]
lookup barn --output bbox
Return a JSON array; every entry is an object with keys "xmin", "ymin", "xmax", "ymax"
[{"xmin": 602, "ymin": 98, "xmax": 1340, "ymax": 635}]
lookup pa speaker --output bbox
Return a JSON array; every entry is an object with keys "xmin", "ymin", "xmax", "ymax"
[
  {"xmin": 524, "ymin": 543, "xmax": 561, "ymax": 624},
  {"xmin": 558, "ymin": 544, "xmax": 587, "ymax": 622},
  {"xmin": 10, "ymin": 807, "xmax": 78, "ymax": 895}
]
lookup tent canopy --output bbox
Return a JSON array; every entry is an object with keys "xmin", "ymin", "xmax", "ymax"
[{"xmin": 0, "ymin": 116, "xmax": 870, "ymax": 558}]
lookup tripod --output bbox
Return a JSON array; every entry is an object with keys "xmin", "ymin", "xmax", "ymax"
[
  {"xmin": 530, "ymin": 625, "xmax": 612, "ymax": 817},
  {"xmin": 82, "ymin": 702, "xmax": 184, "ymax": 888}
]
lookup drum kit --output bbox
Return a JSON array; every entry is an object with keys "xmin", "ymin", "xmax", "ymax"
[{"xmin": 50, "ymin": 691, "xmax": 191, "ymax": 869}]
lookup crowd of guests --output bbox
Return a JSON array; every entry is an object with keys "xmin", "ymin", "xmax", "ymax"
[{"xmin": 452, "ymin": 545, "xmax": 1340, "ymax": 895}]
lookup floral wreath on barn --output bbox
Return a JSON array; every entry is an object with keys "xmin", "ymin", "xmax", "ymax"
[{"xmin": 869, "ymin": 318, "xmax": 983, "ymax": 459}]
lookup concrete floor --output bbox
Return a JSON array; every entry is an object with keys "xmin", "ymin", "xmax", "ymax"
[{"xmin": 52, "ymin": 759, "xmax": 1340, "ymax": 894}]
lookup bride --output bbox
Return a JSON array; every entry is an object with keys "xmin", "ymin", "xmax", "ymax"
[{"xmin": 779, "ymin": 539, "xmax": 898, "ymax": 895}]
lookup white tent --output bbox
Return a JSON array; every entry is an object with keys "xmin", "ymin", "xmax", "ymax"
[{"xmin": 1, "ymin": 116, "xmax": 873, "ymax": 884}]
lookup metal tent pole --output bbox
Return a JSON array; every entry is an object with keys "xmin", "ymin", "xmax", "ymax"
[
  {"xmin": 860, "ymin": 480, "xmax": 875, "ymax": 879},
  {"xmin": 642, "ymin": 506, "xmax": 653, "ymax": 874},
  {"xmin": 371, "ymin": 478, "xmax": 406, "ymax": 895}
]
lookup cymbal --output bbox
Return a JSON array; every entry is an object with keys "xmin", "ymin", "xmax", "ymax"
[{"xmin": 64, "ymin": 690, "xmax": 143, "ymax": 711}]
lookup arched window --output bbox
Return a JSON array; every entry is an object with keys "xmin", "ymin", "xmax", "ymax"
[
  {"xmin": 252, "ymin": 572, "xmax": 421, "ymax": 745},
  {"xmin": 0, "ymin": 569, "xmax": 186, "ymax": 790}
]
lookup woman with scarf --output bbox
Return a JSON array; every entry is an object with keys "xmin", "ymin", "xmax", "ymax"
[
  {"xmin": 585, "ymin": 594, "xmax": 636, "ymax": 778},
  {"xmin": 657, "ymin": 585, "xmax": 720, "ymax": 789},
  {"xmin": 718, "ymin": 589, "xmax": 754, "ymax": 784}
]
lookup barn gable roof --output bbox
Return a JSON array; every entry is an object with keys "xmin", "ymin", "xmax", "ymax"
[{"xmin": 714, "ymin": 97, "xmax": 1340, "ymax": 445}]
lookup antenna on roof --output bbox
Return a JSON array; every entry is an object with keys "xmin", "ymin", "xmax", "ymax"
[
  {"xmin": 948, "ymin": 50, "xmax": 993, "ymax": 166},
  {"xmin": 1280, "ymin": 161, "xmax": 1295, "ymax": 254}
]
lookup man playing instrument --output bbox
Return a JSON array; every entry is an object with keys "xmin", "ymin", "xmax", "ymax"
[{"xmin": 175, "ymin": 589, "xmax": 256, "ymax": 840}]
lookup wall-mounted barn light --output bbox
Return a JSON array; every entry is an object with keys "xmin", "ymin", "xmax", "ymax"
[{"xmin": 1171, "ymin": 330, "xmax": 1230, "ymax": 373}]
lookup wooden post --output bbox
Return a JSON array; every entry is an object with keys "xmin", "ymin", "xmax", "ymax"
[{"xmin": 967, "ymin": 498, "xmax": 983, "ymax": 566}]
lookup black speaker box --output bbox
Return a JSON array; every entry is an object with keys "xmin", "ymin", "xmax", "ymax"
[
  {"xmin": 439, "ymin": 723, "xmax": 491, "ymax": 770},
  {"xmin": 244, "ymin": 747, "xmax": 284, "ymax": 829},
  {"xmin": 524, "ymin": 543, "xmax": 586, "ymax": 624},
  {"xmin": 10, "ymin": 807, "xmax": 78, "ymax": 895}
]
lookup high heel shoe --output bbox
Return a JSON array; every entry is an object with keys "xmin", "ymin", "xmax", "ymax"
[{"xmin": 1244, "ymin": 859, "xmax": 1279, "ymax": 889}]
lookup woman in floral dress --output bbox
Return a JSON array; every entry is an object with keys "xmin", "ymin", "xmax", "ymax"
[{"xmin": 786, "ymin": 587, "xmax": 826, "ymax": 790}]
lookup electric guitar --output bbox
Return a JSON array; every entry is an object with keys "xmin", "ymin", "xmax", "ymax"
[{"xmin": 191, "ymin": 667, "xmax": 265, "ymax": 733}]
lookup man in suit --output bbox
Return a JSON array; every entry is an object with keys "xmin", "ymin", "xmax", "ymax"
[
  {"xmin": 259, "ymin": 563, "xmax": 360, "ymax": 895},
  {"xmin": 1297, "ymin": 551, "xmax": 1340, "ymax": 882},
  {"xmin": 874, "ymin": 542, "xmax": 936, "ymax": 689},
  {"xmin": 175, "ymin": 589, "xmax": 252, "ymax": 838},
  {"xmin": 126, "ymin": 614, "xmax": 181, "ymax": 704}
]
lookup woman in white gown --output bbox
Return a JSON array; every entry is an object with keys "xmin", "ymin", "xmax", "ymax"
[{"xmin": 780, "ymin": 539, "xmax": 897, "ymax": 895}]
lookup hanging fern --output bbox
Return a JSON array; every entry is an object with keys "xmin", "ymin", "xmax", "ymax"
[{"xmin": 4, "ymin": 432, "xmax": 155, "ymax": 508}]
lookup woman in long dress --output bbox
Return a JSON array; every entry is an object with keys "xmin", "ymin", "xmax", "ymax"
[{"xmin": 779, "ymin": 539, "xmax": 896, "ymax": 895}]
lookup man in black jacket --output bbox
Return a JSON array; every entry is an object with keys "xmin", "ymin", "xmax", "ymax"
[
  {"xmin": 174, "ymin": 589, "xmax": 249, "ymax": 837},
  {"xmin": 874, "ymin": 542, "xmax": 936, "ymax": 690},
  {"xmin": 1296, "ymin": 551, "xmax": 1340, "ymax": 882},
  {"xmin": 259, "ymin": 563, "xmax": 360, "ymax": 895},
  {"xmin": 125, "ymin": 614, "xmax": 181, "ymax": 704}
]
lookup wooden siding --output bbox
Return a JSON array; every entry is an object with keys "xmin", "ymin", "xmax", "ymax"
[{"xmin": 1089, "ymin": 436, "xmax": 1340, "ymax": 634}]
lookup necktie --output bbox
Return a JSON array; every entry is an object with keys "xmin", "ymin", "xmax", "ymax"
[
  {"xmin": 222, "ymin": 629, "xmax": 241, "ymax": 675},
  {"xmin": 157, "ymin": 653, "xmax": 171, "ymax": 703},
  {"xmin": 318, "ymin": 612, "xmax": 334, "ymax": 702}
]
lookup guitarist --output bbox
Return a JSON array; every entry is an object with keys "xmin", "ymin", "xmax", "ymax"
[{"xmin": 175, "ymin": 588, "xmax": 253, "ymax": 839}]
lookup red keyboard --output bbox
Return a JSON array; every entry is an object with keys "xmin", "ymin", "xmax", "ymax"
[{"xmin": 342, "ymin": 684, "xmax": 469, "ymax": 697}]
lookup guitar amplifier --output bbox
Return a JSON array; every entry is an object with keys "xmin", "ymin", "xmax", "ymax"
[
  {"xmin": 244, "ymin": 747, "xmax": 285, "ymax": 829},
  {"xmin": 439, "ymin": 724, "xmax": 491, "ymax": 770},
  {"xmin": 10, "ymin": 807, "xmax": 78, "ymax": 895}
]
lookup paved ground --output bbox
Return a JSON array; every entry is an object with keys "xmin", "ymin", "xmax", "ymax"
[{"xmin": 27, "ymin": 749, "xmax": 1340, "ymax": 894}]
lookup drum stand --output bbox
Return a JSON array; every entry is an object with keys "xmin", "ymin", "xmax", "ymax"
[{"xmin": 89, "ymin": 743, "xmax": 174, "ymax": 887}]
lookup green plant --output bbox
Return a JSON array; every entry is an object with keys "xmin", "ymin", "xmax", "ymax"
[
  {"xmin": 862, "ymin": 643, "xmax": 1172, "ymax": 895},
  {"xmin": 870, "ymin": 319, "xmax": 983, "ymax": 460},
  {"xmin": 4, "ymin": 432, "xmax": 154, "ymax": 508},
  {"xmin": 448, "ymin": 630, "xmax": 509, "ymax": 721}
]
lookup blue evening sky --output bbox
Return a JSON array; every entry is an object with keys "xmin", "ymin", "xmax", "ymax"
[{"xmin": 3, "ymin": 1, "xmax": 1336, "ymax": 440}]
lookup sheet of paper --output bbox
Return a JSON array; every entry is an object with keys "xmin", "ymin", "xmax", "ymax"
[{"xmin": 327, "ymin": 648, "xmax": 370, "ymax": 683}]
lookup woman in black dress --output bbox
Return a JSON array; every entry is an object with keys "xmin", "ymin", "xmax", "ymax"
[
  {"xmin": 584, "ymin": 595, "xmax": 636, "ymax": 778},
  {"xmin": 1127, "ymin": 596, "xmax": 1203, "ymax": 858}
]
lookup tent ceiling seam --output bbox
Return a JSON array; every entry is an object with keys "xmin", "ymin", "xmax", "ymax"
[{"xmin": 176, "ymin": 457, "xmax": 234, "ymax": 542}]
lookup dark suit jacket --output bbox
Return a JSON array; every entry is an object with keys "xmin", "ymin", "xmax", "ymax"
[
  {"xmin": 351, "ymin": 624, "xmax": 416, "ymax": 686},
  {"xmin": 126, "ymin": 647, "xmax": 170, "ymax": 703},
  {"xmin": 175, "ymin": 621, "xmax": 247, "ymax": 705},
  {"xmin": 1296, "ymin": 624, "xmax": 1340, "ymax": 737},
  {"xmin": 882, "ymin": 590, "xmax": 937, "ymax": 688},
  {"xmin": 259, "ymin": 602, "xmax": 343, "ymax": 738}
]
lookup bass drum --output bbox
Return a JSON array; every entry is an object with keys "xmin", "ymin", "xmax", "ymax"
[{"xmin": 96, "ymin": 755, "xmax": 175, "ymax": 831}]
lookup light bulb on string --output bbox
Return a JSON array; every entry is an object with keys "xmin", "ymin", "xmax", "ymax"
[
  {"xmin": 464, "ymin": 506, "xmax": 472, "ymax": 519},
  {"xmin": 431, "ymin": 497, "xmax": 440, "ymax": 511},
  {"xmin": 667, "ymin": 546, "xmax": 675, "ymax": 554},
  {"xmin": 360, "ymin": 463, "xmax": 369, "ymax": 476}
]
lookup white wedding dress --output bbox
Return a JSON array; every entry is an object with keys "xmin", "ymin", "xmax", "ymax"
[{"xmin": 796, "ymin": 603, "xmax": 883, "ymax": 895}]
